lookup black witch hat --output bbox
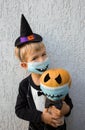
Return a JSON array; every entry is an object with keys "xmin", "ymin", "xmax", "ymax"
[{"xmin": 15, "ymin": 14, "xmax": 42, "ymax": 47}]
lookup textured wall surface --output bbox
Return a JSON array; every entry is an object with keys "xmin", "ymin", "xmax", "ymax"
[{"xmin": 0, "ymin": 0, "xmax": 85, "ymax": 130}]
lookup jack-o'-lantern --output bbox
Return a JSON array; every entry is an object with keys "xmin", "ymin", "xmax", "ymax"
[{"xmin": 40, "ymin": 68, "xmax": 71, "ymax": 101}]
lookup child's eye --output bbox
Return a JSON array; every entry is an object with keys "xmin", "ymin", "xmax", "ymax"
[
  {"xmin": 31, "ymin": 56, "xmax": 38, "ymax": 61},
  {"xmin": 42, "ymin": 53, "xmax": 46, "ymax": 56}
]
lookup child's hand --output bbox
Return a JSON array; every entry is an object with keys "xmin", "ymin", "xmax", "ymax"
[
  {"xmin": 41, "ymin": 108, "xmax": 64, "ymax": 127},
  {"xmin": 48, "ymin": 101, "xmax": 70, "ymax": 117},
  {"xmin": 48, "ymin": 106, "xmax": 62, "ymax": 117}
]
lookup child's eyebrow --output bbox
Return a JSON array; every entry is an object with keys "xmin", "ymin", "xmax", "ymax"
[{"xmin": 30, "ymin": 54, "xmax": 38, "ymax": 59}]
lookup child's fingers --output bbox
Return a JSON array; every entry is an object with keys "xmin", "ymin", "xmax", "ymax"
[
  {"xmin": 51, "ymin": 117, "xmax": 64, "ymax": 127},
  {"xmin": 48, "ymin": 106, "xmax": 61, "ymax": 117}
]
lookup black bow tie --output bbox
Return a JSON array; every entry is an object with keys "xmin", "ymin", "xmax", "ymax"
[{"xmin": 37, "ymin": 91, "xmax": 44, "ymax": 96}]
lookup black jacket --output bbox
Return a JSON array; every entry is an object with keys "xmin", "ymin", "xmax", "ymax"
[{"xmin": 15, "ymin": 75, "xmax": 73, "ymax": 130}]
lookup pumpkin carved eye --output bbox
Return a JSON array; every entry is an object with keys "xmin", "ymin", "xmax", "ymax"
[
  {"xmin": 55, "ymin": 74, "xmax": 62, "ymax": 84},
  {"xmin": 44, "ymin": 73, "xmax": 50, "ymax": 82}
]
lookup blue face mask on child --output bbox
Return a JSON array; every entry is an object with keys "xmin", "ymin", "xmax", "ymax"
[{"xmin": 27, "ymin": 58, "xmax": 50, "ymax": 74}]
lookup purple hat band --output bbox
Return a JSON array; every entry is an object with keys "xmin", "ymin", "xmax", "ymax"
[
  {"xmin": 20, "ymin": 37, "xmax": 28, "ymax": 43},
  {"xmin": 20, "ymin": 35, "xmax": 35, "ymax": 43}
]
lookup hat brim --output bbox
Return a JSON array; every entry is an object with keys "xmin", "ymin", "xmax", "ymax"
[{"xmin": 15, "ymin": 33, "xmax": 43, "ymax": 47}]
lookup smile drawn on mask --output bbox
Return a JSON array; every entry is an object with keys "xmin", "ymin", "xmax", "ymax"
[
  {"xmin": 36, "ymin": 65, "xmax": 49, "ymax": 72},
  {"xmin": 45, "ymin": 93, "xmax": 63, "ymax": 99}
]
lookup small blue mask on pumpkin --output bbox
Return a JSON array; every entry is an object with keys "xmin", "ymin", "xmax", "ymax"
[{"xmin": 40, "ymin": 83, "xmax": 69, "ymax": 101}]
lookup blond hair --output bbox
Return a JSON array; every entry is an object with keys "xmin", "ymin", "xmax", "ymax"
[{"xmin": 14, "ymin": 42, "xmax": 46, "ymax": 62}]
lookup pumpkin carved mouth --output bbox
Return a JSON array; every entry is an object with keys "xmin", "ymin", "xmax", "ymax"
[{"xmin": 36, "ymin": 65, "xmax": 49, "ymax": 72}]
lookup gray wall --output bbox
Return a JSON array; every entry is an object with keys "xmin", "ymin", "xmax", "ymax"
[{"xmin": 0, "ymin": 0, "xmax": 85, "ymax": 130}]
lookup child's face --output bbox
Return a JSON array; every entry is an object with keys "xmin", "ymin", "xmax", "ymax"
[{"xmin": 20, "ymin": 43, "xmax": 49, "ymax": 74}]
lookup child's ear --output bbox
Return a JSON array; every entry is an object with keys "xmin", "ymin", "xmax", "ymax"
[{"xmin": 20, "ymin": 62, "xmax": 28, "ymax": 69}]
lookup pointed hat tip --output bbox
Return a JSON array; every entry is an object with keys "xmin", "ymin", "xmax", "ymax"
[
  {"xmin": 21, "ymin": 14, "xmax": 25, "ymax": 19},
  {"xmin": 15, "ymin": 14, "xmax": 43, "ymax": 47}
]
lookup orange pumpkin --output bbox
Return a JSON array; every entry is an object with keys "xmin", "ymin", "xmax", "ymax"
[
  {"xmin": 40, "ymin": 68, "xmax": 71, "ymax": 88},
  {"xmin": 40, "ymin": 68, "xmax": 71, "ymax": 101}
]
